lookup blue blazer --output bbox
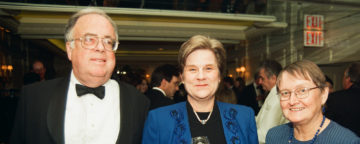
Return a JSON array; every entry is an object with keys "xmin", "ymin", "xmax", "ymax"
[{"xmin": 142, "ymin": 101, "xmax": 258, "ymax": 144}]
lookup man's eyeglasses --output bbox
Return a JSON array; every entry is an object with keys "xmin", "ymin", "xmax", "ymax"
[
  {"xmin": 278, "ymin": 87, "xmax": 319, "ymax": 101},
  {"xmin": 71, "ymin": 34, "xmax": 119, "ymax": 51}
]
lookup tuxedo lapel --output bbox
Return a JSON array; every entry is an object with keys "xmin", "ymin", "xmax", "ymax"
[
  {"xmin": 117, "ymin": 82, "xmax": 128, "ymax": 143},
  {"xmin": 47, "ymin": 76, "xmax": 70, "ymax": 144}
]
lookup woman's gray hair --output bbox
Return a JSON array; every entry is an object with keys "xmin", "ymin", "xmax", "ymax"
[{"xmin": 64, "ymin": 7, "xmax": 118, "ymax": 42}]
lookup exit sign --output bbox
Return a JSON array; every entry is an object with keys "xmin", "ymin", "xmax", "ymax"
[
  {"xmin": 304, "ymin": 14, "xmax": 324, "ymax": 47},
  {"xmin": 304, "ymin": 31, "xmax": 324, "ymax": 47},
  {"xmin": 304, "ymin": 15, "xmax": 324, "ymax": 30}
]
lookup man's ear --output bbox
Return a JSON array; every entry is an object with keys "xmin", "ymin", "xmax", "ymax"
[
  {"xmin": 66, "ymin": 41, "xmax": 73, "ymax": 61},
  {"xmin": 180, "ymin": 73, "xmax": 184, "ymax": 82},
  {"xmin": 271, "ymin": 75, "xmax": 277, "ymax": 82},
  {"xmin": 160, "ymin": 79, "xmax": 168, "ymax": 87}
]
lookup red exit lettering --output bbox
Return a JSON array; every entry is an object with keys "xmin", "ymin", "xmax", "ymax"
[
  {"xmin": 304, "ymin": 31, "xmax": 324, "ymax": 47},
  {"xmin": 304, "ymin": 15, "xmax": 324, "ymax": 30}
]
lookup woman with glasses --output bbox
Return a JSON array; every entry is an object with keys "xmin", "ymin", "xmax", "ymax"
[
  {"xmin": 142, "ymin": 35, "xmax": 258, "ymax": 144},
  {"xmin": 266, "ymin": 60, "xmax": 360, "ymax": 144}
]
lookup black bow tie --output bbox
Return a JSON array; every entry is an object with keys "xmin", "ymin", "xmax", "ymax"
[{"xmin": 76, "ymin": 84, "xmax": 105, "ymax": 99}]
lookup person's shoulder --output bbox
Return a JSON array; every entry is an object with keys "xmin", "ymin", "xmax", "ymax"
[
  {"xmin": 217, "ymin": 101, "xmax": 255, "ymax": 115},
  {"xmin": 329, "ymin": 89, "xmax": 348, "ymax": 97},
  {"xmin": 266, "ymin": 123, "xmax": 291, "ymax": 143},
  {"xmin": 118, "ymin": 81, "xmax": 149, "ymax": 102},
  {"xmin": 218, "ymin": 101, "xmax": 250, "ymax": 109},
  {"xmin": 327, "ymin": 121, "xmax": 359, "ymax": 138},
  {"xmin": 318, "ymin": 121, "xmax": 360, "ymax": 143},
  {"xmin": 23, "ymin": 77, "xmax": 65, "ymax": 89},
  {"xmin": 330, "ymin": 86, "xmax": 360, "ymax": 97},
  {"xmin": 150, "ymin": 102, "xmax": 186, "ymax": 114},
  {"xmin": 118, "ymin": 81, "xmax": 136, "ymax": 90},
  {"xmin": 269, "ymin": 123, "xmax": 290, "ymax": 131},
  {"xmin": 267, "ymin": 123, "xmax": 291, "ymax": 137},
  {"xmin": 145, "ymin": 89, "xmax": 162, "ymax": 96},
  {"xmin": 328, "ymin": 88, "xmax": 360, "ymax": 103},
  {"xmin": 119, "ymin": 81, "xmax": 143, "ymax": 95},
  {"xmin": 243, "ymin": 83, "xmax": 254, "ymax": 91}
]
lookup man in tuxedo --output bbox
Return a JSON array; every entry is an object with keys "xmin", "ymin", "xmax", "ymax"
[
  {"xmin": 11, "ymin": 8, "xmax": 150, "ymax": 144},
  {"xmin": 146, "ymin": 64, "xmax": 180, "ymax": 110},
  {"xmin": 239, "ymin": 73, "xmax": 262, "ymax": 115},
  {"xmin": 326, "ymin": 62, "xmax": 360, "ymax": 136}
]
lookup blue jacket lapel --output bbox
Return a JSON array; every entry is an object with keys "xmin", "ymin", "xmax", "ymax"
[
  {"xmin": 169, "ymin": 102, "xmax": 191, "ymax": 144},
  {"xmin": 218, "ymin": 102, "xmax": 243, "ymax": 144}
]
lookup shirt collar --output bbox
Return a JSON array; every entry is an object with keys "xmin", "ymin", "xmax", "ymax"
[
  {"xmin": 70, "ymin": 70, "xmax": 110, "ymax": 87},
  {"xmin": 152, "ymin": 87, "xmax": 166, "ymax": 96}
]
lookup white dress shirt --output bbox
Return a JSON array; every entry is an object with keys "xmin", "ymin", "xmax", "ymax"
[
  {"xmin": 255, "ymin": 86, "xmax": 288, "ymax": 144},
  {"xmin": 253, "ymin": 83, "xmax": 264, "ymax": 107},
  {"xmin": 65, "ymin": 71, "xmax": 120, "ymax": 144}
]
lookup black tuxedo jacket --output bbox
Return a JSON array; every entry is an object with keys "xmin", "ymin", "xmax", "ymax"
[
  {"xmin": 145, "ymin": 89, "xmax": 174, "ymax": 110},
  {"xmin": 325, "ymin": 85, "xmax": 360, "ymax": 136},
  {"xmin": 10, "ymin": 76, "xmax": 150, "ymax": 144},
  {"xmin": 239, "ymin": 83, "xmax": 260, "ymax": 115}
]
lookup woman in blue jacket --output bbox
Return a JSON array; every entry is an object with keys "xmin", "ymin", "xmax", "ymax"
[{"xmin": 142, "ymin": 35, "xmax": 258, "ymax": 144}]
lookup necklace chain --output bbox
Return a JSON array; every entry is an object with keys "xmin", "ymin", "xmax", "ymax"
[
  {"xmin": 289, "ymin": 115, "xmax": 326, "ymax": 144},
  {"xmin": 193, "ymin": 109, "xmax": 213, "ymax": 125}
]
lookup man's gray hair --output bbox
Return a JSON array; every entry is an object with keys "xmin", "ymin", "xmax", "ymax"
[
  {"xmin": 64, "ymin": 7, "xmax": 118, "ymax": 42},
  {"xmin": 345, "ymin": 62, "xmax": 360, "ymax": 85},
  {"xmin": 258, "ymin": 60, "xmax": 282, "ymax": 79}
]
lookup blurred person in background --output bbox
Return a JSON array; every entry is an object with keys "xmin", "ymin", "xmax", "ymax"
[
  {"xmin": 173, "ymin": 83, "xmax": 188, "ymax": 103},
  {"xmin": 32, "ymin": 60, "xmax": 46, "ymax": 81},
  {"xmin": 239, "ymin": 74, "xmax": 260, "ymax": 115},
  {"xmin": 221, "ymin": 76, "xmax": 239, "ymax": 104},
  {"xmin": 266, "ymin": 60, "xmax": 359, "ymax": 143},
  {"xmin": 325, "ymin": 75, "xmax": 334, "ymax": 93},
  {"xmin": 234, "ymin": 77, "xmax": 245, "ymax": 93},
  {"xmin": 256, "ymin": 59, "xmax": 288, "ymax": 144},
  {"xmin": 326, "ymin": 62, "xmax": 360, "ymax": 136},
  {"xmin": 216, "ymin": 81, "xmax": 237, "ymax": 104},
  {"xmin": 135, "ymin": 76, "xmax": 149, "ymax": 94},
  {"xmin": 146, "ymin": 64, "xmax": 180, "ymax": 110}
]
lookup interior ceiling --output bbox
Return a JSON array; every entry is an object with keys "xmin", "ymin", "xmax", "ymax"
[{"xmin": 0, "ymin": 2, "xmax": 287, "ymax": 64}]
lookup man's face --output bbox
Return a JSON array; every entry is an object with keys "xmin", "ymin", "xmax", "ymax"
[
  {"xmin": 258, "ymin": 68, "xmax": 277, "ymax": 92},
  {"xmin": 163, "ymin": 76, "xmax": 180, "ymax": 98},
  {"xmin": 342, "ymin": 69, "xmax": 352, "ymax": 90},
  {"xmin": 33, "ymin": 61, "xmax": 46, "ymax": 79},
  {"xmin": 66, "ymin": 14, "xmax": 116, "ymax": 87}
]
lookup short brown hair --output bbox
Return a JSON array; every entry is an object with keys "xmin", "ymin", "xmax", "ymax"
[
  {"xmin": 277, "ymin": 60, "xmax": 326, "ymax": 92},
  {"xmin": 178, "ymin": 35, "xmax": 226, "ymax": 76}
]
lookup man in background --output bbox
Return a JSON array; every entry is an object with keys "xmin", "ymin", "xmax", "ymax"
[
  {"xmin": 146, "ymin": 64, "xmax": 180, "ymax": 110},
  {"xmin": 23, "ymin": 60, "xmax": 46, "ymax": 85},
  {"xmin": 326, "ymin": 62, "xmax": 360, "ymax": 136},
  {"xmin": 255, "ymin": 60, "xmax": 288, "ymax": 144},
  {"xmin": 240, "ymin": 72, "xmax": 263, "ymax": 115},
  {"xmin": 32, "ymin": 60, "xmax": 46, "ymax": 81}
]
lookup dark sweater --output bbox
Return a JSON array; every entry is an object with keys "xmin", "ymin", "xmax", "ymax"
[{"xmin": 266, "ymin": 121, "xmax": 360, "ymax": 144}]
